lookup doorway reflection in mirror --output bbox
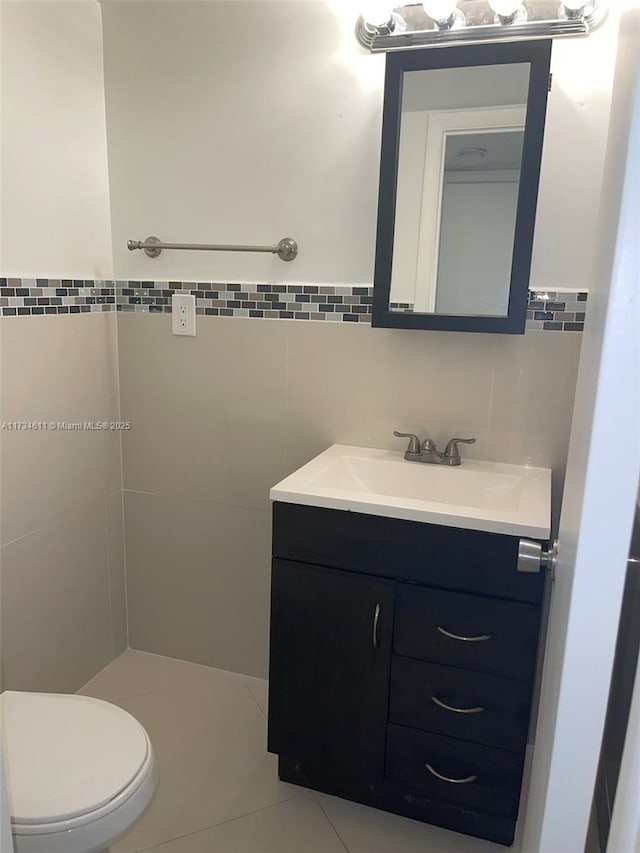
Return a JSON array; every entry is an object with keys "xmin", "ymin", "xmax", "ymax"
[{"xmin": 389, "ymin": 63, "xmax": 529, "ymax": 317}]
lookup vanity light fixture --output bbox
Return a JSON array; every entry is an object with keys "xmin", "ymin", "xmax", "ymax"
[
  {"xmin": 422, "ymin": 0, "xmax": 465, "ymax": 30},
  {"xmin": 355, "ymin": 0, "xmax": 605, "ymax": 52}
]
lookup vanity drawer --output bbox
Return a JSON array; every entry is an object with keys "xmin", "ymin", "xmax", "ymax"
[
  {"xmin": 272, "ymin": 502, "xmax": 545, "ymax": 604},
  {"xmin": 395, "ymin": 585, "xmax": 539, "ymax": 680},
  {"xmin": 386, "ymin": 724, "xmax": 524, "ymax": 818},
  {"xmin": 390, "ymin": 657, "xmax": 531, "ymax": 751}
]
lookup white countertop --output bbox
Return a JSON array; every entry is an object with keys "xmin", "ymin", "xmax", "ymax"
[{"xmin": 271, "ymin": 445, "xmax": 551, "ymax": 539}]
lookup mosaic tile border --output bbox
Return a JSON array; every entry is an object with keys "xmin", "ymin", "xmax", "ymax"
[
  {"xmin": 0, "ymin": 278, "xmax": 114, "ymax": 316},
  {"xmin": 0, "ymin": 278, "xmax": 587, "ymax": 331},
  {"xmin": 526, "ymin": 290, "xmax": 587, "ymax": 331},
  {"xmin": 115, "ymin": 280, "xmax": 372, "ymax": 323}
]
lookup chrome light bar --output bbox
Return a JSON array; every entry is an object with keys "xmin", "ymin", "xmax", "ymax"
[{"xmin": 356, "ymin": 2, "xmax": 606, "ymax": 52}]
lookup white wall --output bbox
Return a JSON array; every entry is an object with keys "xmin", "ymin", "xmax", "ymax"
[
  {"xmin": 102, "ymin": 0, "xmax": 385, "ymax": 284},
  {"xmin": 0, "ymin": 1, "xmax": 113, "ymax": 279},
  {"xmin": 102, "ymin": 0, "xmax": 619, "ymax": 290},
  {"xmin": 531, "ymin": 13, "xmax": 620, "ymax": 293}
]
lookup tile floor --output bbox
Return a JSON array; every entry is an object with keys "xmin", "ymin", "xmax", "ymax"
[{"xmin": 79, "ymin": 649, "xmax": 527, "ymax": 853}]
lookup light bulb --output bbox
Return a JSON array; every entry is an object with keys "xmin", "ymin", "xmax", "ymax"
[
  {"xmin": 489, "ymin": 0, "xmax": 521, "ymax": 13},
  {"xmin": 489, "ymin": 0, "xmax": 527, "ymax": 24},
  {"xmin": 422, "ymin": 1, "xmax": 464, "ymax": 29},
  {"xmin": 361, "ymin": 2, "xmax": 394, "ymax": 28}
]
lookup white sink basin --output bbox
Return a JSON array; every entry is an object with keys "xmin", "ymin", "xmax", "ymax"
[{"xmin": 271, "ymin": 445, "xmax": 551, "ymax": 538}]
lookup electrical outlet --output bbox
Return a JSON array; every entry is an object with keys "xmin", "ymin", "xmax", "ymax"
[{"xmin": 172, "ymin": 293, "xmax": 196, "ymax": 336}]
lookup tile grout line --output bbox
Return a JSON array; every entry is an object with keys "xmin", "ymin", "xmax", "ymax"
[
  {"xmin": 131, "ymin": 793, "xmax": 306, "ymax": 852},
  {"xmin": 243, "ymin": 682, "xmax": 267, "ymax": 719},
  {"xmin": 103, "ymin": 494, "xmax": 116, "ymax": 659},
  {"xmin": 0, "ymin": 524, "xmax": 47, "ymax": 549},
  {"xmin": 485, "ymin": 337, "xmax": 499, "ymax": 461},
  {"xmin": 113, "ymin": 305, "xmax": 132, "ymax": 649},
  {"xmin": 311, "ymin": 792, "xmax": 351, "ymax": 853},
  {"xmin": 284, "ymin": 319, "xmax": 291, "ymax": 473}
]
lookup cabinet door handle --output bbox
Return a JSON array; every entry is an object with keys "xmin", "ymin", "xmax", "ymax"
[
  {"xmin": 425, "ymin": 763, "xmax": 477, "ymax": 785},
  {"xmin": 373, "ymin": 603, "xmax": 381, "ymax": 650},
  {"xmin": 431, "ymin": 695, "xmax": 485, "ymax": 715},
  {"xmin": 436, "ymin": 625, "xmax": 492, "ymax": 643}
]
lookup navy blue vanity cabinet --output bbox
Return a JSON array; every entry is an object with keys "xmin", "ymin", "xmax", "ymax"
[{"xmin": 268, "ymin": 502, "xmax": 546, "ymax": 847}]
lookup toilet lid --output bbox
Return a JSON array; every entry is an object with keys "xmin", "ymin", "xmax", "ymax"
[{"xmin": 2, "ymin": 691, "xmax": 150, "ymax": 825}]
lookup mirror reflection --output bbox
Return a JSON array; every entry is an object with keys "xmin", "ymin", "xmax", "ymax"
[{"xmin": 389, "ymin": 63, "xmax": 530, "ymax": 317}]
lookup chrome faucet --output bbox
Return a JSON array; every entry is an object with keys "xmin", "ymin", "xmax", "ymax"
[{"xmin": 393, "ymin": 431, "xmax": 476, "ymax": 467}]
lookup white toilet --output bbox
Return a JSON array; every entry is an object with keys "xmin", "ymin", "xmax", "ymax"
[{"xmin": 3, "ymin": 690, "xmax": 157, "ymax": 853}]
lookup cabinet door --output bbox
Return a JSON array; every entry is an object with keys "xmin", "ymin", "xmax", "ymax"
[{"xmin": 268, "ymin": 559, "xmax": 394, "ymax": 785}]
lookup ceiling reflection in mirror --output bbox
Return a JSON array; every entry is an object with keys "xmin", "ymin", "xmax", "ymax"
[{"xmin": 389, "ymin": 63, "xmax": 530, "ymax": 317}]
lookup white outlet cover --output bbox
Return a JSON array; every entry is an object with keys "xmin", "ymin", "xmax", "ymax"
[{"xmin": 172, "ymin": 293, "xmax": 196, "ymax": 336}]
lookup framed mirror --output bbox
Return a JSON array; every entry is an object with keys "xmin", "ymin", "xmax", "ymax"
[{"xmin": 372, "ymin": 41, "xmax": 552, "ymax": 334}]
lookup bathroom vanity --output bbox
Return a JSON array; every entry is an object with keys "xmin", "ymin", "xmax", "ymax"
[{"xmin": 267, "ymin": 446, "xmax": 551, "ymax": 846}]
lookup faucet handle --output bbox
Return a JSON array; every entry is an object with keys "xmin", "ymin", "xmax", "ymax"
[
  {"xmin": 393, "ymin": 431, "xmax": 422, "ymax": 459},
  {"xmin": 444, "ymin": 437, "xmax": 476, "ymax": 463}
]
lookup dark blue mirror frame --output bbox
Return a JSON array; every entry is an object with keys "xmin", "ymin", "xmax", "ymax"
[{"xmin": 371, "ymin": 40, "xmax": 552, "ymax": 334}]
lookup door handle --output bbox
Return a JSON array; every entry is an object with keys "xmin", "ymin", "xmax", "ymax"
[
  {"xmin": 431, "ymin": 695, "xmax": 485, "ymax": 715},
  {"xmin": 425, "ymin": 763, "xmax": 477, "ymax": 784},
  {"xmin": 518, "ymin": 538, "xmax": 558, "ymax": 573},
  {"xmin": 372, "ymin": 603, "xmax": 381, "ymax": 650},
  {"xmin": 436, "ymin": 625, "xmax": 491, "ymax": 643}
]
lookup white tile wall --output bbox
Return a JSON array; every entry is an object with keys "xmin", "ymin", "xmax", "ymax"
[
  {"xmin": 0, "ymin": 313, "xmax": 126, "ymax": 691},
  {"xmin": 118, "ymin": 314, "xmax": 583, "ymax": 678}
]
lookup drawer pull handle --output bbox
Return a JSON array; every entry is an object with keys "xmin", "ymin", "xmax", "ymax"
[
  {"xmin": 425, "ymin": 763, "xmax": 477, "ymax": 785},
  {"xmin": 373, "ymin": 603, "xmax": 381, "ymax": 650},
  {"xmin": 431, "ymin": 695, "xmax": 485, "ymax": 715},
  {"xmin": 437, "ymin": 625, "xmax": 492, "ymax": 643}
]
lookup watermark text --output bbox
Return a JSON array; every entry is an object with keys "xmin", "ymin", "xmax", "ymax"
[{"xmin": 2, "ymin": 421, "xmax": 132, "ymax": 431}]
